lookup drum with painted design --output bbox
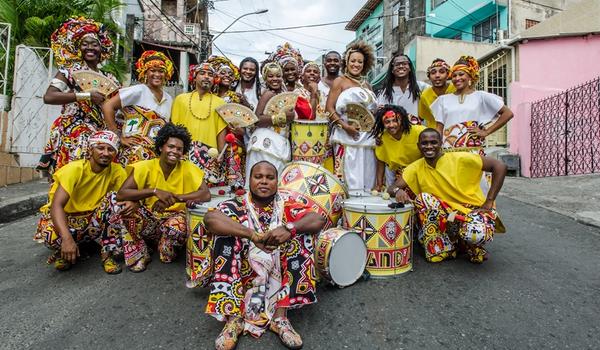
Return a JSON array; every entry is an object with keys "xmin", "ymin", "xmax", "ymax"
[
  {"xmin": 291, "ymin": 120, "xmax": 329, "ymax": 164},
  {"xmin": 342, "ymin": 194, "xmax": 413, "ymax": 278},
  {"xmin": 314, "ymin": 227, "xmax": 367, "ymax": 287},
  {"xmin": 185, "ymin": 193, "xmax": 232, "ymax": 288},
  {"xmin": 279, "ymin": 161, "xmax": 348, "ymax": 229}
]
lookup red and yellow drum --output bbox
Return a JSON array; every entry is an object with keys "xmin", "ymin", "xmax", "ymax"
[
  {"xmin": 291, "ymin": 120, "xmax": 329, "ymax": 164},
  {"xmin": 279, "ymin": 161, "xmax": 348, "ymax": 229},
  {"xmin": 314, "ymin": 227, "xmax": 367, "ymax": 287},
  {"xmin": 342, "ymin": 194, "xmax": 413, "ymax": 278},
  {"xmin": 185, "ymin": 188, "xmax": 233, "ymax": 288}
]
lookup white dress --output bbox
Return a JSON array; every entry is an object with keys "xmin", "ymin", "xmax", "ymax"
[
  {"xmin": 119, "ymin": 83, "xmax": 172, "ymax": 121},
  {"xmin": 376, "ymin": 81, "xmax": 429, "ymax": 121},
  {"xmin": 235, "ymin": 83, "xmax": 259, "ymax": 111},
  {"xmin": 329, "ymin": 86, "xmax": 377, "ymax": 194}
]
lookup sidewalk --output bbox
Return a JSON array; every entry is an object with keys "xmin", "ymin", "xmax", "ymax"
[
  {"xmin": 0, "ymin": 179, "xmax": 48, "ymax": 223},
  {"xmin": 1, "ymin": 175, "xmax": 599, "ymax": 229},
  {"xmin": 500, "ymin": 174, "xmax": 600, "ymax": 229}
]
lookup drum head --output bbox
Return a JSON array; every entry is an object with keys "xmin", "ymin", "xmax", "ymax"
[
  {"xmin": 343, "ymin": 195, "xmax": 413, "ymax": 214},
  {"xmin": 329, "ymin": 232, "xmax": 367, "ymax": 287}
]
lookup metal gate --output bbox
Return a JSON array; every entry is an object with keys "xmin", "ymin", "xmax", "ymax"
[
  {"xmin": 8, "ymin": 45, "xmax": 60, "ymax": 166},
  {"xmin": 530, "ymin": 76, "xmax": 600, "ymax": 177}
]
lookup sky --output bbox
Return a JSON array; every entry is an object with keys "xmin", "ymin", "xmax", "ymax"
[{"xmin": 208, "ymin": 0, "xmax": 367, "ymax": 65}]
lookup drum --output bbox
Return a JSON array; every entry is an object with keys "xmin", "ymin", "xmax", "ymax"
[
  {"xmin": 279, "ymin": 161, "xmax": 348, "ymax": 229},
  {"xmin": 342, "ymin": 194, "xmax": 413, "ymax": 278},
  {"xmin": 291, "ymin": 120, "xmax": 329, "ymax": 164},
  {"xmin": 185, "ymin": 194, "xmax": 232, "ymax": 288},
  {"xmin": 314, "ymin": 228, "xmax": 367, "ymax": 287}
]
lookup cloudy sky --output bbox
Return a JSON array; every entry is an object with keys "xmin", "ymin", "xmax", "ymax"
[{"xmin": 208, "ymin": 0, "xmax": 366, "ymax": 64}]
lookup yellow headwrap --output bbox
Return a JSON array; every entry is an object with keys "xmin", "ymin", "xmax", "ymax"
[
  {"xmin": 449, "ymin": 55, "xmax": 480, "ymax": 83},
  {"xmin": 135, "ymin": 50, "xmax": 174, "ymax": 82}
]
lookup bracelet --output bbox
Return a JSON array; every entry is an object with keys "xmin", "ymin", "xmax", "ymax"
[{"xmin": 75, "ymin": 92, "xmax": 91, "ymax": 101}]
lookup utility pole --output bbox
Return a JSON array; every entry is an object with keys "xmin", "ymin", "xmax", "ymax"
[{"xmin": 123, "ymin": 14, "xmax": 136, "ymax": 87}]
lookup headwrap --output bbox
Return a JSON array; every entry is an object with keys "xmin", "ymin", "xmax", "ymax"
[
  {"xmin": 89, "ymin": 130, "xmax": 119, "ymax": 151},
  {"xmin": 261, "ymin": 62, "xmax": 283, "ymax": 81},
  {"xmin": 268, "ymin": 42, "xmax": 304, "ymax": 71},
  {"xmin": 189, "ymin": 62, "xmax": 217, "ymax": 85},
  {"xmin": 135, "ymin": 50, "xmax": 174, "ymax": 82},
  {"xmin": 50, "ymin": 16, "xmax": 114, "ymax": 68},
  {"xmin": 383, "ymin": 110, "xmax": 397, "ymax": 121},
  {"xmin": 449, "ymin": 55, "xmax": 480, "ymax": 83},
  {"xmin": 302, "ymin": 61, "xmax": 320, "ymax": 75},
  {"xmin": 207, "ymin": 55, "xmax": 240, "ymax": 81},
  {"xmin": 426, "ymin": 58, "xmax": 450, "ymax": 76}
]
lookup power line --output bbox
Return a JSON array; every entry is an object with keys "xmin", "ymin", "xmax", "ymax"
[
  {"xmin": 146, "ymin": 0, "xmax": 201, "ymax": 50},
  {"xmin": 448, "ymin": 0, "xmax": 480, "ymax": 23},
  {"xmin": 213, "ymin": 20, "xmax": 349, "ymax": 34}
]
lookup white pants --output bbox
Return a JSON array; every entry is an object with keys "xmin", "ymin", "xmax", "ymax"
[{"xmin": 338, "ymin": 144, "xmax": 376, "ymax": 195}]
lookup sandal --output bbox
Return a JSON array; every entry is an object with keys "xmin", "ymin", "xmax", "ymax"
[
  {"xmin": 54, "ymin": 258, "xmax": 71, "ymax": 271},
  {"xmin": 102, "ymin": 257, "xmax": 122, "ymax": 274},
  {"xmin": 215, "ymin": 316, "xmax": 244, "ymax": 350},
  {"xmin": 270, "ymin": 317, "xmax": 303, "ymax": 349}
]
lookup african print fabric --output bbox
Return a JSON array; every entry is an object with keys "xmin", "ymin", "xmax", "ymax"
[
  {"xmin": 204, "ymin": 196, "xmax": 317, "ymax": 337},
  {"xmin": 37, "ymin": 192, "xmax": 124, "ymax": 257},
  {"xmin": 118, "ymin": 105, "xmax": 166, "ymax": 166},
  {"xmin": 188, "ymin": 141, "xmax": 226, "ymax": 187},
  {"xmin": 40, "ymin": 63, "xmax": 120, "ymax": 174},
  {"xmin": 414, "ymin": 192, "xmax": 496, "ymax": 263},
  {"xmin": 121, "ymin": 206, "xmax": 187, "ymax": 267}
]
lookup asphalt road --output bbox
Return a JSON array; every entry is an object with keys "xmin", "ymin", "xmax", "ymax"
[{"xmin": 1, "ymin": 197, "xmax": 599, "ymax": 350}]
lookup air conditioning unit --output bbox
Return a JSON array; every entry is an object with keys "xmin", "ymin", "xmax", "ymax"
[
  {"xmin": 184, "ymin": 24, "xmax": 196, "ymax": 35},
  {"xmin": 496, "ymin": 29, "xmax": 505, "ymax": 41}
]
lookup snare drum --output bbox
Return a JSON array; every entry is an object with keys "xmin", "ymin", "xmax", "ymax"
[
  {"xmin": 185, "ymin": 195, "xmax": 231, "ymax": 288},
  {"xmin": 291, "ymin": 120, "xmax": 329, "ymax": 164},
  {"xmin": 279, "ymin": 161, "xmax": 348, "ymax": 229},
  {"xmin": 343, "ymin": 194, "xmax": 413, "ymax": 278},
  {"xmin": 314, "ymin": 228, "xmax": 367, "ymax": 287}
]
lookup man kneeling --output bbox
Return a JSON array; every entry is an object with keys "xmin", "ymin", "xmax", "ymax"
[
  {"xmin": 203, "ymin": 161, "xmax": 326, "ymax": 350},
  {"xmin": 36, "ymin": 131, "xmax": 131, "ymax": 273},
  {"xmin": 116, "ymin": 123, "xmax": 210, "ymax": 272},
  {"xmin": 388, "ymin": 128, "xmax": 507, "ymax": 263}
]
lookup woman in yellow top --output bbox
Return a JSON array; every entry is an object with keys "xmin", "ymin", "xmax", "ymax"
[
  {"xmin": 371, "ymin": 104, "xmax": 426, "ymax": 191},
  {"xmin": 116, "ymin": 123, "xmax": 211, "ymax": 272},
  {"xmin": 171, "ymin": 62, "xmax": 227, "ymax": 186}
]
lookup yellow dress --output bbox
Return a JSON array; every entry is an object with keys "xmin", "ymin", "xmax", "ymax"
[
  {"xmin": 418, "ymin": 84, "xmax": 456, "ymax": 128},
  {"xmin": 42, "ymin": 159, "xmax": 127, "ymax": 214},
  {"xmin": 171, "ymin": 91, "xmax": 227, "ymax": 148},
  {"xmin": 127, "ymin": 158, "xmax": 205, "ymax": 212},
  {"xmin": 402, "ymin": 152, "xmax": 485, "ymax": 214},
  {"xmin": 375, "ymin": 125, "xmax": 426, "ymax": 171}
]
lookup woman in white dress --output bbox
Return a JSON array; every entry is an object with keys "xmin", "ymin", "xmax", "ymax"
[{"xmin": 326, "ymin": 41, "xmax": 377, "ymax": 194}]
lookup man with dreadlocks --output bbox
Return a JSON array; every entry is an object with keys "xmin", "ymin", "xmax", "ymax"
[
  {"xmin": 102, "ymin": 50, "xmax": 174, "ymax": 166},
  {"xmin": 418, "ymin": 58, "xmax": 456, "ymax": 127},
  {"xmin": 37, "ymin": 16, "xmax": 120, "ymax": 176},
  {"xmin": 371, "ymin": 105, "xmax": 426, "ymax": 191},
  {"xmin": 376, "ymin": 53, "xmax": 429, "ymax": 125}
]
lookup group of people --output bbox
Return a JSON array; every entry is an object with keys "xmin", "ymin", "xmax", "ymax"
[{"xmin": 34, "ymin": 16, "xmax": 513, "ymax": 350}]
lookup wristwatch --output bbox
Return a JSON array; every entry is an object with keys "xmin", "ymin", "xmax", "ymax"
[{"xmin": 285, "ymin": 222, "xmax": 297, "ymax": 236}]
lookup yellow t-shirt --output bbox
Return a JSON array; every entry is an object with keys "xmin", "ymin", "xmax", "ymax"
[
  {"xmin": 127, "ymin": 158, "xmax": 205, "ymax": 212},
  {"xmin": 402, "ymin": 152, "xmax": 485, "ymax": 214},
  {"xmin": 170, "ymin": 92, "xmax": 227, "ymax": 148},
  {"xmin": 418, "ymin": 84, "xmax": 456, "ymax": 127},
  {"xmin": 375, "ymin": 124, "xmax": 426, "ymax": 171},
  {"xmin": 42, "ymin": 159, "xmax": 127, "ymax": 214}
]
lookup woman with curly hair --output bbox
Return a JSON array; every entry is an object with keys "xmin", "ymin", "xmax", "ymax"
[
  {"xmin": 376, "ymin": 54, "xmax": 430, "ymax": 125},
  {"xmin": 431, "ymin": 56, "xmax": 513, "ymax": 153},
  {"xmin": 37, "ymin": 16, "xmax": 120, "ymax": 175},
  {"xmin": 371, "ymin": 104, "xmax": 426, "ymax": 191},
  {"xmin": 326, "ymin": 40, "xmax": 378, "ymax": 193},
  {"xmin": 102, "ymin": 50, "xmax": 174, "ymax": 166}
]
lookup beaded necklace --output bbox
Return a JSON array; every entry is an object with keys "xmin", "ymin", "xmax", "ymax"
[{"xmin": 188, "ymin": 90, "xmax": 213, "ymax": 120}]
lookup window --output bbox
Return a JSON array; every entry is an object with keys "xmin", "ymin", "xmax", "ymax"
[
  {"xmin": 473, "ymin": 14, "xmax": 497, "ymax": 43},
  {"xmin": 432, "ymin": 0, "xmax": 447, "ymax": 9},
  {"xmin": 392, "ymin": 1, "xmax": 402, "ymax": 29},
  {"xmin": 525, "ymin": 19, "xmax": 540, "ymax": 29},
  {"xmin": 162, "ymin": 0, "xmax": 177, "ymax": 16}
]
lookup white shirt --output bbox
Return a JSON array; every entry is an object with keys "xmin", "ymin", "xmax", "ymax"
[
  {"xmin": 235, "ymin": 82, "xmax": 259, "ymax": 112},
  {"xmin": 376, "ymin": 81, "xmax": 430, "ymax": 116},
  {"xmin": 431, "ymin": 90, "xmax": 503, "ymax": 129},
  {"xmin": 119, "ymin": 83, "xmax": 172, "ymax": 120}
]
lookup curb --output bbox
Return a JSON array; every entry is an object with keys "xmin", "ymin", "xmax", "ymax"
[
  {"xmin": 499, "ymin": 194, "xmax": 600, "ymax": 231},
  {"xmin": 0, "ymin": 192, "xmax": 47, "ymax": 223}
]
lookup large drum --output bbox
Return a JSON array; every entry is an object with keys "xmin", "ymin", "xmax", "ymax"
[
  {"xmin": 185, "ymin": 190, "xmax": 233, "ymax": 288},
  {"xmin": 291, "ymin": 120, "xmax": 329, "ymax": 164},
  {"xmin": 279, "ymin": 161, "xmax": 348, "ymax": 229},
  {"xmin": 314, "ymin": 228, "xmax": 367, "ymax": 287},
  {"xmin": 343, "ymin": 194, "xmax": 413, "ymax": 278}
]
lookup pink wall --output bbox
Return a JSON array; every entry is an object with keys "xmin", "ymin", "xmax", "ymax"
[{"xmin": 509, "ymin": 34, "xmax": 600, "ymax": 177}]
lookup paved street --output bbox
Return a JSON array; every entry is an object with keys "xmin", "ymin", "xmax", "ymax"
[{"xmin": 1, "ymin": 196, "xmax": 599, "ymax": 350}]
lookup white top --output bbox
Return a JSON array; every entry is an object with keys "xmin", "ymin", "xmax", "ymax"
[
  {"xmin": 318, "ymin": 80, "xmax": 331, "ymax": 99},
  {"xmin": 431, "ymin": 90, "xmax": 503, "ymax": 128},
  {"xmin": 329, "ymin": 86, "xmax": 377, "ymax": 147},
  {"xmin": 235, "ymin": 83, "xmax": 259, "ymax": 112},
  {"xmin": 376, "ymin": 81, "xmax": 430, "ymax": 116},
  {"xmin": 119, "ymin": 83, "xmax": 172, "ymax": 120}
]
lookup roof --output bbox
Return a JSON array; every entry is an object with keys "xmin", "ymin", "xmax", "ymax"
[
  {"xmin": 345, "ymin": 0, "xmax": 382, "ymax": 31},
  {"xmin": 519, "ymin": 0, "xmax": 600, "ymax": 40}
]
